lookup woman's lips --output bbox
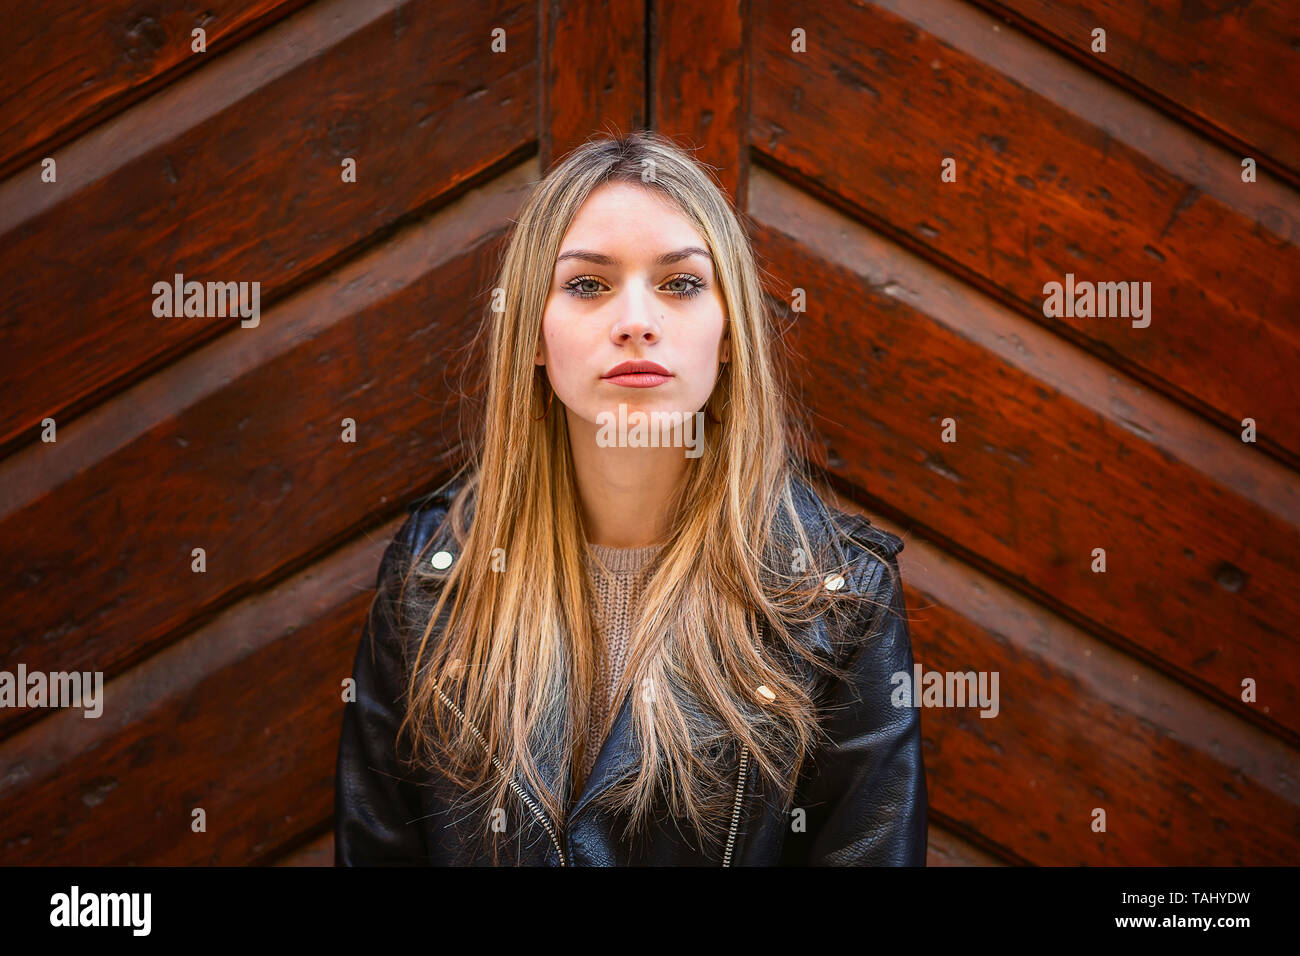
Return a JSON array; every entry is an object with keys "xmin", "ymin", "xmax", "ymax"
[{"xmin": 602, "ymin": 372, "xmax": 673, "ymax": 387}]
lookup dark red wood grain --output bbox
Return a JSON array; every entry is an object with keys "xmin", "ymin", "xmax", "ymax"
[
  {"xmin": 926, "ymin": 828, "xmax": 1006, "ymax": 866},
  {"xmin": 0, "ymin": 513, "xmax": 397, "ymax": 864},
  {"xmin": 541, "ymin": 0, "xmax": 645, "ymax": 170},
  {"xmin": 978, "ymin": 0, "xmax": 1300, "ymax": 183},
  {"xmin": 0, "ymin": 165, "xmax": 531, "ymax": 739},
  {"xmin": 654, "ymin": 0, "xmax": 748, "ymax": 208},
  {"xmin": 0, "ymin": 0, "xmax": 311, "ymax": 178},
  {"xmin": 272, "ymin": 832, "xmax": 333, "ymax": 866},
  {"xmin": 752, "ymin": 166, "xmax": 1300, "ymax": 745},
  {"xmin": 0, "ymin": 0, "xmax": 536, "ymax": 455},
  {"xmin": 834, "ymin": 500, "xmax": 1300, "ymax": 866},
  {"xmin": 750, "ymin": 0, "xmax": 1300, "ymax": 468}
]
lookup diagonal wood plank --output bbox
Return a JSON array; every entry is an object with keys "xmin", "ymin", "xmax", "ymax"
[
  {"xmin": 0, "ymin": 509, "xmax": 403, "ymax": 864},
  {"xmin": 0, "ymin": 0, "xmax": 536, "ymax": 454},
  {"xmin": 0, "ymin": 0, "xmax": 311, "ymax": 178},
  {"xmin": 750, "ymin": 164, "xmax": 1300, "ymax": 743},
  {"xmin": 976, "ymin": 0, "xmax": 1300, "ymax": 184},
  {"xmin": 750, "ymin": 0, "xmax": 1300, "ymax": 467},
  {"xmin": 0, "ymin": 160, "xmax": 536, "ymax": 739},
  {"xmin": 826, "ymin": 488, "xmax": 1300, "ymax": 864}
]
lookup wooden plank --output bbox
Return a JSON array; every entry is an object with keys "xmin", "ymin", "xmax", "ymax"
[
  {"xmin": 654, "ymin": 0, "xmax": 748, "ymax": 208},
  {"xmin": 0, "ymin": 0, "xmax": 536, "ymax": 454},
  {"xmin": 0, "ymin": 161, "xmax": 537, "ymax": 739},
  {"xmin": 272, "ymin": 832, "xmax": 333, "ymax": 866},
  {"xmin": 0, "ymin": 511, "xmax": 400, "ymax": 864},
  {"xmin": 826, "ymin": 489, "xmax": 1300, "ymax": 864},
  {"xmin": 749, "ymin": 164, "xmax": 1300, "ymax": 744},
  {"xmin": 749, "ymin": 0, "xmax": 1300, "ymax": 467},
  {"xmin": 927, "ymin": 826, "xmax": 1007, "ymax": 866},
  {"xmin": 979, "ymin": 0, "xmax": 1300, "ymax": 183},
  {"xmin": 541, "ymin": 0, "xmax": 644, "ymax": 170},
  {"xmin": 0, "ymin": 0, "xmax": 309, "ymax": 178}
]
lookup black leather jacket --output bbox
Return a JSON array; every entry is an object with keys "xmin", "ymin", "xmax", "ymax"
[{"xmin": 334, "ymin": 477, "xmax": 927, "ymax": 866}]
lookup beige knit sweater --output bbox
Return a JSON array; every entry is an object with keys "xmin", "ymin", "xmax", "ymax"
[{"xmin": 578, "ymin": 540, "xmax": 662, "ymax": 794}]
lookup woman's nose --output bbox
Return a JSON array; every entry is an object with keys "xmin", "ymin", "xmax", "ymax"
[{"xmin": 611, "ymin": 287, "xmax": 660, "ymax": 343}]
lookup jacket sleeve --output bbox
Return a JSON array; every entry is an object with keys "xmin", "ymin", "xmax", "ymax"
[
  {"xmin": 781, "ymin": 548, "xmax": 928, "ymax": 866},
  {"xmin": 334, "ymin": 514, "xmax": 429, "ymax": 865}
]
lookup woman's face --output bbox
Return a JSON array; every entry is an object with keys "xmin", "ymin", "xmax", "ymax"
[{"xmin": 537, "ymin": 182, "xmax": 730, "ymax": 438}]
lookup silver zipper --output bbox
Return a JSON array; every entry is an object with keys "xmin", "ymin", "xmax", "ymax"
[
  {"xmin": 434, "ymin": 685, "xmax": 568, "ymax": 866},
  {"xmin": 721, "ymin": 743, "xmax": 750, "ymax": 867}
]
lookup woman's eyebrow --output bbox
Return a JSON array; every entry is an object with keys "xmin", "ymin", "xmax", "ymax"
[{"xmin": 555, "ymin": 246, "xmax": 713, "ymax": 267}]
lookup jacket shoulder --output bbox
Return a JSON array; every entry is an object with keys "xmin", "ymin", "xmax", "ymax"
[
  {"xmin": 395, "ymin": 474, "xmax": 471, "ymax": 561},
  {"xmin": 821, "ymin": 508, "xmax": 905, "ymax": 652},
  {"xmin": 788, "ymin": 476, "xmax": 904, "ymax": 595},
  {"xmin": 365, "ymin": 480, "xmax": 466, "ymax": 667},
  {"xmin": 788, "ymin": 475, "xmax": 903, "ymax": 561},
  {"xmin": 829, "ymin": 507, "xmax": 904, "ymax": 565},
  {"xmin": 404, "ymin": 474, "xmax": 463, "ymax": 518}
]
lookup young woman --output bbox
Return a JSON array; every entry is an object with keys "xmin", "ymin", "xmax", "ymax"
[{"xmin": 334, "ymin": 131, "xmax": 927, "ymax": 866}]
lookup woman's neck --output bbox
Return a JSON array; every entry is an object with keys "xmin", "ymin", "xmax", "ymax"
[{"xmin": 567, "ymin": 409, "xmax": 687, "ymax": 548}]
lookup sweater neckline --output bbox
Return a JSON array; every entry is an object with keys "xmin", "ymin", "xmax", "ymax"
[{"xmin": 585, "ymin": 541, "xmax": 663, "ymax": 573}]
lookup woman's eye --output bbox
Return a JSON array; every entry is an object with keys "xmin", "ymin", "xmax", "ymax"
[
  {"xmin": 663, "ymin": 274, "xmax": 707, "ymax": 299},
  {"xmin": 563, "ymin": 276, "xmax": 605, "ymax": 299}
]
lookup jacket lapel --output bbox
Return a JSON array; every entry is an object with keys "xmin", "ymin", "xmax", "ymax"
[{"xmin": 563, "ymin": 682, "xmax": 639, "ymax": 824}]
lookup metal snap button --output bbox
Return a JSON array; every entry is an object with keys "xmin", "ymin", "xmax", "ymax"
[
  {"xmin": 824, "ymin": 573, "xmax": 845, "ymax": 591},
  {"xmin": 430, "ymin": 550, "xmax": 454, "ymax": 570}
]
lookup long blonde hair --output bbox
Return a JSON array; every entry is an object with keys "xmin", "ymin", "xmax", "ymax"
[{"xmin": 387, "ymin": 130, "xmax": 896, "ymax": 862}]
